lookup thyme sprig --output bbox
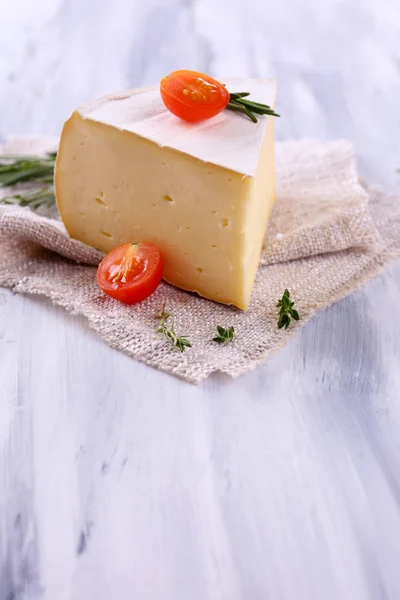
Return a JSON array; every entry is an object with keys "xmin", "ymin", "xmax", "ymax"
[
  {"xmin": 277, "ymin": 289, "xmax": 300, "ymax": 329},
  {"xmin": 156, "ymin": 304, "xmax": 192, "ymax": 352},
  {"xmin": 212, "ymin": 325, "xmax": 234, "ymax": 344}
]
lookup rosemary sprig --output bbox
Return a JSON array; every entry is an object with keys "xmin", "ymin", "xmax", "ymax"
[
  {"xmin": 0, "ymin": 152, "xmax": 56, "ymax": 209},
  {"xmin": 277, "ymin": 289, "xmax": 300, "ymax": 329},
  {"xmin": 156, "ymin": 304, "xmax": 192, "ymax": 352},
  {"xmin": 1, "ymin": 186, "xmax": 55, "ymax": 210},
  {"xmin": 212, "ymin": 325, "xmax": 234, "ymax": 344},
  {"xmin": 226, "ymin": 91, "xmax": 280, "ymax": 123},
  {"xmin": 0, "ymin": 153, "xmax": 56, "ymax": 185}
]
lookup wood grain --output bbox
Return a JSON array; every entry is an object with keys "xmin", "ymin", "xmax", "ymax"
[{"xmin": 1, "ymin": 0, "xmax": 400, "ymax": 598}]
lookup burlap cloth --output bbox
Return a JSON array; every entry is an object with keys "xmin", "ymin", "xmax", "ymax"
[{"xmin": 1, "ymin": 136, "xmax": 399, "ymax": 383}]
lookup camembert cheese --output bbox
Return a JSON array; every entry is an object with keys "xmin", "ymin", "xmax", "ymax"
[{"xmin": 55, "ymin": 78, "xmax": 277, "ymax": 310}]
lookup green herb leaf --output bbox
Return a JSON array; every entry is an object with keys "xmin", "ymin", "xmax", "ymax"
[
  {"xmin": 212, "ymin": 325, "xmax": 234, "ymax": 344},
  {"xmin": 0, "ymin": 152, "xmax": 57, "ymax": 210},
  {"xmin": 156, "ymin": 304, "xmax": 192, "ymax": 352},
  {"xmin": 277, "ymin": 313, "xmax": 290, "ymax": 329},
  {"xmin": 1, "ymin": 186, "xmax": 55, "ymax": 210},
  {"xmin": 276, "ymin": 290, "xmax": 300, "ymax": 329},
  {"xmin": 225, "ymin": 91, "xmax": 280, "ymax": 122},
  {"xmin": 229, "ymin": 92, "xmax": 250, "ymax": 100},
  {"xmin": 226, "ymin": 100, "xmax": 258, "ymax": 123}
]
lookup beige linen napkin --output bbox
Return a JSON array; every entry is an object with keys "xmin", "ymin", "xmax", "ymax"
[{"xmin": 1, "ymin": 136, "xmax": 399, "ymax": 383}]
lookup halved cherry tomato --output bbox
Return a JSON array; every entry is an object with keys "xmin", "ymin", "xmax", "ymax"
[
  {"xmin": 97, "ymin": 242, "xmax": 163, "ymax": 304},
  {"xmin": 160, "ymin": 70, "xmax": 230, "ymax": 122}
]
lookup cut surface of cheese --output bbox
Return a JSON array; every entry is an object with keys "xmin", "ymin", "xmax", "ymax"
[{"xmin": 55, "ymin": 78, "xmax": 277, "ymax": 310}]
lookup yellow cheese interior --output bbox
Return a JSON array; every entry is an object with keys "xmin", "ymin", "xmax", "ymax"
[{"xmin": 55, "ymin": 113, "xmax": 275, "ymax": 310}]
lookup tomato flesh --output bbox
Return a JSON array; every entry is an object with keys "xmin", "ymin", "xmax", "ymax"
[
  {"xmin": 97, "ymin": 242, "xmax": 163, "ymax": 304},
  {"xmin": 160, "ymin": 70, "xmax": 230, "ymax": 122}
]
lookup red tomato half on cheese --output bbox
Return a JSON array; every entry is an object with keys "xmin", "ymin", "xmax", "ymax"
[
  {"xmin": 97, "ymin": 242, "xmax": 163, "ymax": 304},
  {"xmin": 160, "ymin": 70, "xmax": 230, "ymax": 122}
]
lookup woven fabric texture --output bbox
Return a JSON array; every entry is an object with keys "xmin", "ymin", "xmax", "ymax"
[{"xmin": 0, "ymin": 136, "xmax": 399, "ymax": 383}]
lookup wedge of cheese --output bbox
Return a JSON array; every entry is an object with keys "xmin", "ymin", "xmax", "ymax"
[{"xmin": 55, "ymin": 78, "xmax": 277, "ymax": 310}]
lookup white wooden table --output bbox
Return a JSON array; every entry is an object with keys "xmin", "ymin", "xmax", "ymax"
[{"xmin": 1, "ymin": 1, "xmax": 400, "ymax": 598}]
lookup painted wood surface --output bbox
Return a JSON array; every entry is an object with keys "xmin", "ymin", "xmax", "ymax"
[{"xmin": 1, "ymin": 0, "xmax": 400, "ymax": 598}]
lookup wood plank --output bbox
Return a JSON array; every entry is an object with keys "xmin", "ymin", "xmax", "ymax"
[{"xmin": 1, "ymin": 0, "xmax": 400, "ymax": 597}]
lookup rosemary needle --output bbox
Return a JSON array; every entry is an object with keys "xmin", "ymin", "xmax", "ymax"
[
  {"xmin": 0, "ymin": 152, "xmax": 56, "ymax": 209},
  {"xmin": 225, "ymin": 91, "xmax": 280, "ymax": 123}
]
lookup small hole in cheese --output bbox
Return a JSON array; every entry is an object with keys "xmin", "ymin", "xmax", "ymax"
[
  {"xmin": 222, "ymin": 218, "xmax": 230, "ymax": 227},
  {"xmin": 152, "ymin": 202, "xmax": 157, "ymax": 207},
  {"xmin": 100, "ymin": 230, "xmax": 112, "ymax": 238},
  {"xmin": 212, "ymin": 244, "xmax": 217, "ymax": 249},
  {"xmin": 163, "ymin": 195, "xmax": 174, "ymax": 203},
  {"xmin": 207, "ymin": 171, "xmax": 213, "ymax": 175},
  {"xmin": 185, "ymin": 226, "xmax": 191, "ymax": 230},
  {"xmin": 196, "ymin": 267, "xmax": 203, "ymax": 274},
  {"xmin": 95, "ymin": 196, "xmax": 107, "ymax": 206},
  {"xmin": 212, "ymin": 210, "xmax": 217, "ymax": 215}
]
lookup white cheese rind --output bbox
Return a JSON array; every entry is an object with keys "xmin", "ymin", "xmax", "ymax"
[
  {"xmin": 77, "ymin": 78, "xmax": 276, "ymax": 177},
  {"xmin": 55, "ymin": 79, "xmax": 277, "ymax": 310}
]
